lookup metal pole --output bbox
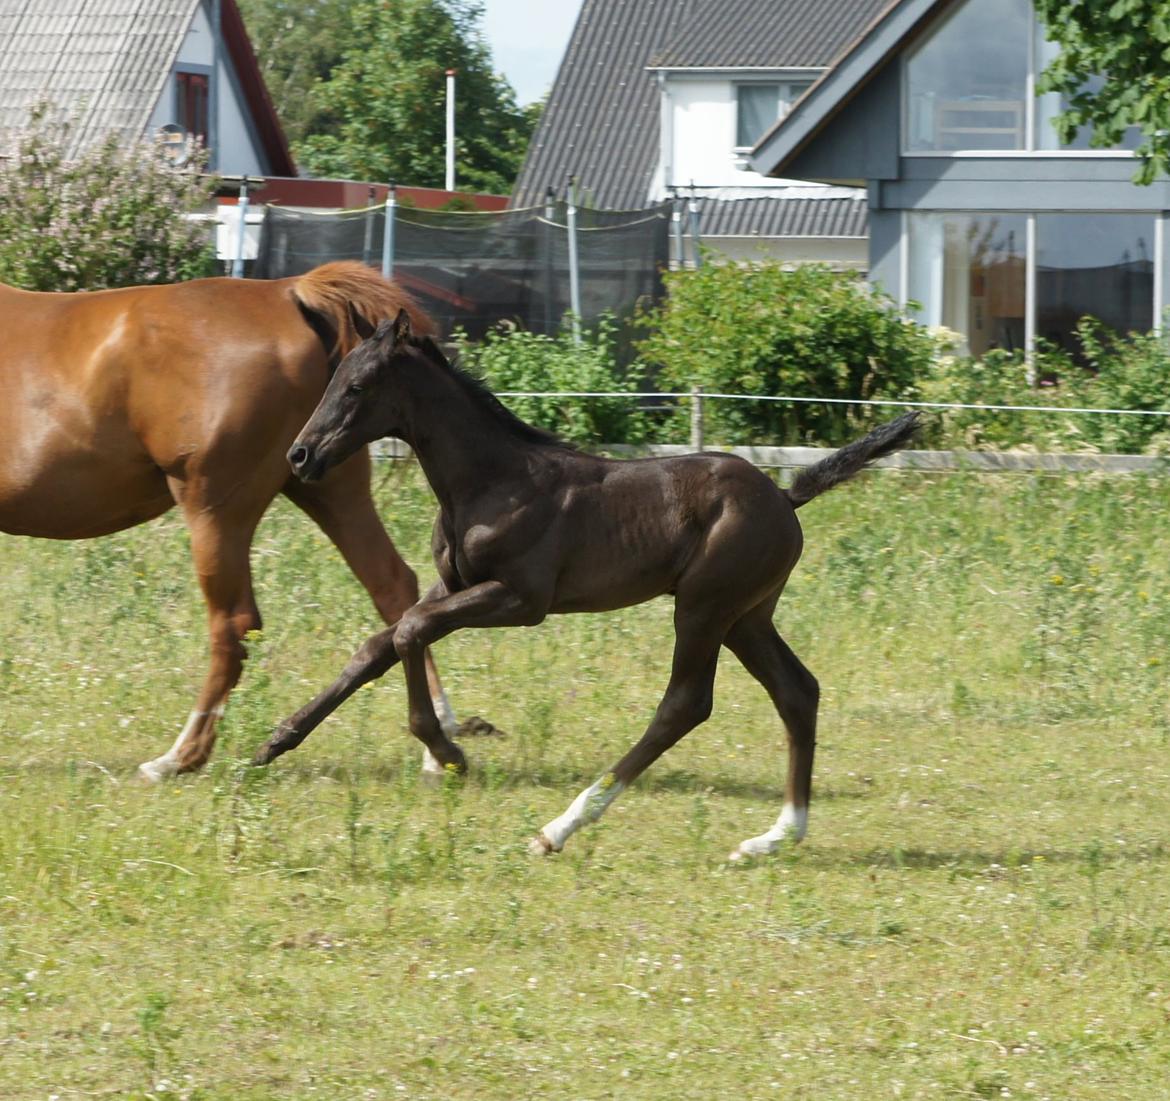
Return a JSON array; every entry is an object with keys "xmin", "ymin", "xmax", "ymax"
[
  {"xmin": 445, "ymin": 69, "xmax": 457, "ymax": 192},
  {"xmin": 690, "ymin": 386, "xmax": 704, "ymax": 451},
  {"xmin": 209, "ymin": 0, "xmax": 221, "ymax": 171},
  {"xmin": 362, "ymin": 184, "xmax": 376, "ymax": 265},
  {"xmin": 381, "ymin": 180, "xmax": 396, "ymax": 279},
  {"xmin": 231, "ymin": 178, "xmax": 249, "ymax": 278},
  {"xmin": 566, "ymin": 175, "xmax": 582, "ymax": 343},
  {"xmin": 671, "ymin": 188, "xmax": 685, "ymax": 270},
  {"xmin": 543, "ymin": 185, "xmax": 556, "ymax": 335},
  {"xmin": 688, "ymin": 183, "xmax": 703, "ymax": 269}
]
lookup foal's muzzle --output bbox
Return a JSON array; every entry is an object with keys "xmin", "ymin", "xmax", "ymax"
[{"xmin": 287, "ymin": 441, "xmax": 323, "ymax": 482}]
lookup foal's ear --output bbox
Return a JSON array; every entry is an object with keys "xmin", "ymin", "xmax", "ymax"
[
  {"xmin": 347, "ymin": 301, "xmax": 377, "ymax": 341},
  {"xmin": 391, "ymin": 308, "xmax": 413, "ymax": 345}
]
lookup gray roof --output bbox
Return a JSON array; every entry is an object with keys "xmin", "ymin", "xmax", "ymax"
[
  {"xmin": 511, "ymin": 0, "xmax": 878, "ymax": 239},
  {"xmin": 0, "ymin": 0, "xmax": 199, "ymax": 156},
  {"xmin": 649, "ymin": 0, "xmax": 891, "ymax": 70},
  {"xmin": 699, "ymin": 194, "xmax": 867, "ymax": 237},
  {"xmin": 513, "ymin": 0, "xmax": 699, "ymax": 212}
]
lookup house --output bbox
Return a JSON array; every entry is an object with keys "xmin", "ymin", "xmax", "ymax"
[
  {"xmin": 751, "ymin": 0, "xmax": 1166, "ymax": 357},
  {"xmin": 0, "ymin": 0, "xmax": 294, "ymax": 178},
  {"xmin": 511, "ymin": 0, "xmax": 887, "ymax": 270}
]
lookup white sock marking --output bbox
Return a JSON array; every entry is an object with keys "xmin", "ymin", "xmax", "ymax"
[
  {"xmin": 532, "ymin": 773, "xmax": 625, "ymax": 853},
  {"xmin": 137, "ymin": 706, "xmax": 223, "ymax": 782},
  {"xmin": 432, "ymin": 686, "xmax": 459, "ymax": 738},
  {"xmin": 421, "ymin": 746, "xmax": 446, "ymax": 775},
  {"xmin": 729, "ymin": 803, "xmax": 808, "ymax": 861}
]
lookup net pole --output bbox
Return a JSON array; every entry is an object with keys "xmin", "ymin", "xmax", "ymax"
[
  {"xmin": 567, "ymin": 174, "xmax": 582, "ymax": 344},
  {"xmin": 362, "ymin": 185, "xmax": 376, "ymax": 265},
  {"xmin": 381, "ymin": 181, "xmax": 396, "ymax": 279},
  {"xmin": 688, "ymin": 183, "xmax": 703, "ymax": 269},
  {"xmin": 543, "ymin": 186, "xmax": 556, "ymax": 335},
  {"xmin": 231, "ymin": 178, "xmax": 249, "ymax": 278}
]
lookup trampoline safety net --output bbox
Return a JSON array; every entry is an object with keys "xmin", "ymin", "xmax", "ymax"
[{"xmin": 253, "ymin": 201, "xmax": 673, "ymax": 339}]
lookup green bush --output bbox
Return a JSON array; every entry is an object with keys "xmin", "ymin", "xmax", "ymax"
[
  {"xmin": 0, "ymin": 106, "xmax": 218, "ymax": 291},
  {"xmin": 637, "ymin": 261, "xmax": 943, "ymax": 446},
  {"xmin": 922, "ymin": 320, "xmax": 1170, "ymax": 454},
  {"xmin": 457, "ymin": 318, "xmax": 658, "ymax": 446}
]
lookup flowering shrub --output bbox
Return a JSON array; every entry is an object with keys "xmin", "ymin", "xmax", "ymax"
[{"xmin": 0, "ymin": 107, "xmax": 218, "ymax": 292}]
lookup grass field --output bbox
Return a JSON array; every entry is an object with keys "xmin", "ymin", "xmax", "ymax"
[{"xmin": 2, "ymin": 459, "xmax": 1169, "ymax": 1100}]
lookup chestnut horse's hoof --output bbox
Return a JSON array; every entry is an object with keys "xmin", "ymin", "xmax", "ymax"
[{"xmin": 527, "ymin": 832, "xmax": 557, "ymax": 856}]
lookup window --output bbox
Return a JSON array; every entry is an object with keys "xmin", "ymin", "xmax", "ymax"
[
  {"xmin": 907, "ymin": 212, "xmax": 1156, "ymax": 355},
  {"xmin": 176, "ymin": 70, "xmax": 209, "ymax": 144},
  {"xmin": 905, "ymin": 0, "xmax": 1140, "ymax": 153},
  {"xmin": 1035, "ymin": 214, "xmax": 1153, "ymax": 352},
  {"xmin": 905, "ymin": 0, "xmax": 1031, "ymax": 152},
  {"xmin": 736, "ymin": 81, "xmax": 811, "ymax": 149},
  {"xmin": 908, "ymin": 213, "xmax": 1027, "ymax": 355}
]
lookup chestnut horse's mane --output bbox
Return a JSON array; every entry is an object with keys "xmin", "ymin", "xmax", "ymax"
[{"xmin": 292, "ymin": 261, "xmax": 434, "ymax": 361}]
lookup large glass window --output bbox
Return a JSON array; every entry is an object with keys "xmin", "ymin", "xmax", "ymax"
[
  {"xmin": 906, "ymin": 0, "xmax": 1141, "ymax": 153},
  {"xmin": 908, "ymin": 213, "xmax": 1027, "ymax": 355},
  {"xmin": 1034, "ymin": 214, "xmax": 1153, "ymax": 352},
  {"xmin": 908, "ymin": 212, "xmax": 1156, "ymax": 354},
  {"xmin": 905, "ymin": 0, "xmax": 1031, "ymax": 152}
]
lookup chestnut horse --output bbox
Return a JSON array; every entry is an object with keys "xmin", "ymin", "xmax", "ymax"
[
  {"xmin": 254, "ymin": 312, "xmax": 920, "ymax": 859},
  {"xmin": 0, "ymin": 263, "xmax": 464, "ymax": 780}
]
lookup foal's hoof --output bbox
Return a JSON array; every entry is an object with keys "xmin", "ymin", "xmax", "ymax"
[
  {"xmin": 527, "ymin": 832, "xmax": 557, "ymax": 857},
  {"xmin": 251, "ymin": 726, "xmax": 297, "ymax": 766},
  {"xmin": 456, "ymin": 715, "xmax": 504, "ymax": 738}
]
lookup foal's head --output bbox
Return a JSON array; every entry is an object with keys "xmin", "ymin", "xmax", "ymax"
[{"xmin": 288, "ymin": 308, "xmax": 434, "ymax": 482}]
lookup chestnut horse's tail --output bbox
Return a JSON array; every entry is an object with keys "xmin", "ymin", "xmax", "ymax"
[
  {"xmin": 785, "ymin": 411, "xmax": 920, "ymax": 509},
  {"xmin": 290, "ymin": 261, "xmax": 435, "ymax": 361}
]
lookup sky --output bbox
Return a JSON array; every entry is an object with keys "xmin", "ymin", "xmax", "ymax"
[{"xmin": 479, "ymin": 0, "xmax": 585, "ymax": 106}]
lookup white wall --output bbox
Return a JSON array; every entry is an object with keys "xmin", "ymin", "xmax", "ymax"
[
  {"xmin": 146, "ymin": 0, "xmax": 267, "ymax": 176},
  {"xmin": 655, "ymin": 75, "xmax": 833, "ymax": 196}
]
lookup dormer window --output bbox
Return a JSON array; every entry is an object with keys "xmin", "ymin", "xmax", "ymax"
[
  {"xmin": 176, "ymin": 69, "xmax": 209, "ymax": 145},
  {"xmin": 736, "ymin": 81, "xmax": 811, "ymax": 149}
]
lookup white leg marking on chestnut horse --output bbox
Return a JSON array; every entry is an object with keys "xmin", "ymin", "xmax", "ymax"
[
  {"xmin": 729, "ymin": 803, "xmax": 808, "ymax": 861},
  {"xmin": 421, "ymin": 746, "xmax": 446, "ymax": 776},
  {"xmin": 530, "ymin": 773, "xmax": 626, "ymax": 854},
  {"xmin": 136, "ymin": 705, "xmax": 224, "ymax": 783}
]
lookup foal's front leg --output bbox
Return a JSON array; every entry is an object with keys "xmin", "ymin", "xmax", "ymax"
[{"xmin": 392, "ymin": 581, "xmax": 547, "ymax": 774}]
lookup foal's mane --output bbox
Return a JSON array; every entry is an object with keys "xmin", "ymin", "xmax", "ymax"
[{"xmin": 415, "ymin": 337, "xmax": 574, "ymax": 450}]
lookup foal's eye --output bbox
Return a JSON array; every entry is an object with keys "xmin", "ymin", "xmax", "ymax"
[{"xmin": 347, "ymin": 383, "xmax": 363, "ymax": 395}]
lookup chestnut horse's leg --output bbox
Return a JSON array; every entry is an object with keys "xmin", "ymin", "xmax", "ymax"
[
  {"xmin": 283, "ymin": 451, "xmax": 462, "ymax": 773},
  {"xmin": 138, "ymin": 495, "xmax": 262, "ymax": 781},
  {"xmin": 530, "ymin": 601, "xmax": 728, "ymax": 854},
  {"xmin": 721, "ymin": 601, "xmax": 819, "ymax": 860}
]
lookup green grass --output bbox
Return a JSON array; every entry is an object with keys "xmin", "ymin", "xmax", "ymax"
[{"xmin": 2, "ymin": 462, "xmax": 1169, "ymax": 1100}]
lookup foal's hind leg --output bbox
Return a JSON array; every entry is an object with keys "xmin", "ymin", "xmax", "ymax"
[
  {"xmin": 531, "ymin": 603, "xmax": 727, "ymax": 854},
  {"xmin": 722, "ymin": 602, "xmax": 819, "ymax": 860},
  {"xmin": 138, "ymin": 499, "xmax": 262, "ymax": 781},
  {"xmin": 283, "ymin": 454, "xmax": 464, "ymax": 773}
]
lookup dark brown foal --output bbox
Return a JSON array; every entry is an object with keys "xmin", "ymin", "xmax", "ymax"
[{"xmin": 254, "ymin": 312, "xmax": 918, "ymax": 857}]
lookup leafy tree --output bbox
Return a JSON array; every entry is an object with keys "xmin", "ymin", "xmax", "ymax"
[
  {"xmin": 235, "ymin": 0, "xmax": 352, "ymax": 146},
  {"xmin": 0, "ymin": 108, "xmax": 217, "ymax": 291},
  {"xmin": 292, "ymin": 0, "xmax": 533, "ymax": 192},
  {"xmin": 1034, "ymin": 0, "xmax": 1170, "ymax": 183}
]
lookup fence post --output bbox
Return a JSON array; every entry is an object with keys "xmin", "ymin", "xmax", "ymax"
[
  {"xmin": 671, "ymin": 188, "xmax": 686, "ymax": 270},
  {"xmin": 566, "ymin": 174, "xmax": 582, "ymax": 344},
  {"xmin": 381, "ymin": 181, "xmax": 396, "ymax": 279},
  {"xmin": 231, "ymin": 178, "xmax": 249, "ymax": 278},
  {"xmin": 690, "ymin": 386, "xmax": 704, "ymax": 451},
  {"xmin": 543, "ymin": 186, "xmax": 556, "ymax": 335}
]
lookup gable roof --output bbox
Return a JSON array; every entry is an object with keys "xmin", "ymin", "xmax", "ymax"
[
  {"xmin": 649, "ymin": 0, "xmax": 890, "ymax": 71},
  {"xmin": 0, "ymin": 0, "xmax": 293, "ymax": 175},
  {"xmin": 751, "ymin": 0, "xmax": 948, "ymax": 179},
  {"xmin": 511, "ymin": 0, "xmax": 883, "ymax": 238},
  {"xmin": 512, "ymin": 0, "xmax": 699, "ymax": 211}
]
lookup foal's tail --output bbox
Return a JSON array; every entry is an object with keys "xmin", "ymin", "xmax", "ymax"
[
  {"xmin": 786, "ymin": 411, "xmax": 920, "ymax": 509},
  {"xmin": 291, "ymin": 261, "xmax": 435, "ymax": 360}
]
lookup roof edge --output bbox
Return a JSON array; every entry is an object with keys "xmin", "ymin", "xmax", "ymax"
[{"xmin": 750, "ymin": 0, "xmax": 947, "ymax": 178}]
